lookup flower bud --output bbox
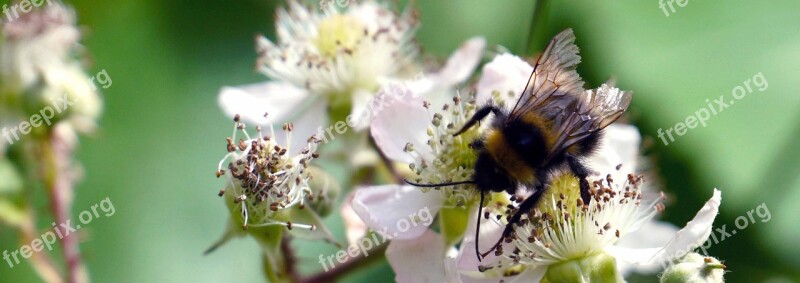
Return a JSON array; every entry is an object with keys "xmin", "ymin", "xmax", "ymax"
[
  {"xmin": 660, "ymin": 253, "xmax": 726, "ymax": 283},
  {"xmin": 305, "ymin": 166, "xmax": 341, "ymax": 218}
]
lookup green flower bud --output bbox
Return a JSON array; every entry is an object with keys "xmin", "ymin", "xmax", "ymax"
[
  {"xmin": 305, "ymin": 166, "xmax": 341, "ymax": 218},
  {"xmin": 660, "ymin": 253, "xmax": 726, "ymax": 283}
]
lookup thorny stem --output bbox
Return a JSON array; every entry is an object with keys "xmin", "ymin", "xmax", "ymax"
[
  {"xmin": 301, "ymin": 242, "xmax": 388, "ymax": 283},
  {"xmin": 40, "ymin": 133, "xmax": 88, "ymax": 283}
]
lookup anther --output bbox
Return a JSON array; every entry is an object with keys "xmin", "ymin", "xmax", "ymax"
[{"xmin": 238, "ymin": 139, "xmax": 247, "ymax": 151}]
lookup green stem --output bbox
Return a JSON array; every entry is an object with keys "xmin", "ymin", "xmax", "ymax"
[
  {"xmin": 525, "ymin": 0, "xmax": 551, "ymax": 56},
  {"xmin": 14, "ymin": 142, "xmax": 64, "ymax": 283},
  {"xmin": 262, "ymin": 253, "xmax": 284, "ymax": 283},
  {"xmin": 255, "ymin": 226, "xmax": 290, "ymax": 282}
]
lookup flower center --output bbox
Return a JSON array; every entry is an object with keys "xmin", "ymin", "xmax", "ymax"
[
  {"xmin": 216, "ymin": 116, "xmax": 321, "ymax": 230},
  {"xmin": 493, "ymin": 171, "xmax": 657, "ymax": 270},
  {"xmin": 538, "ymin": 172, "xmax": 582, "ymax": 217},
  {"xmin": 314, "ymin": 15, "xmax": 366, "ymax": 58},
  {"xmin": 407, "ymin": 95, "xmax": 481, "ymax": 208}
]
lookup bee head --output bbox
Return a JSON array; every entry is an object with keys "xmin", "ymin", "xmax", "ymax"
[{"xmin": 474, "ymin": 151, "xmax": 515, "ymax": 194}]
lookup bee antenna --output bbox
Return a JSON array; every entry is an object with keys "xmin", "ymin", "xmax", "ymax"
[{"xmin": 403, "ymin": 179, "xmax": 476, "ymax": 187}]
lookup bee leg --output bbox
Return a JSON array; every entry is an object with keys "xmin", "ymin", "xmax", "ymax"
[
  {"xmin": 454, "ymin": 105, "xmax": 504, "ymax": 136},
  {"xmin": 480, "ymin": 184, "xmax": 546, "ymax": 259},
  {"xmin": 566, "ymin": 153, "xmax": 592, "ymax": 205}
]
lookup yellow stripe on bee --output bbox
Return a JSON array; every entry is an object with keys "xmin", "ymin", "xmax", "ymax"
[{"xmin": 485, "ymin": 130, "xmax": 536, "ymax": 184}]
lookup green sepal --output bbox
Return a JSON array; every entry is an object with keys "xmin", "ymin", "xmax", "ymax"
[{"xmin": 439, "ymin": 206, "xmax": 470, "ymax": 246}]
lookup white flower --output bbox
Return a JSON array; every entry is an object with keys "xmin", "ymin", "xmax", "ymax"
[
  {"xmin": 1, "ymin": 1, "xmax": 80, "ymax": 93},
  {"xmin": 0, "ymin": 1, "xmax": 102, "ymax": 151},
  {"xmin": 219, "ymin": 0, "xmax": 424, "ymax": 137},
  {"xmin": 258, "ymin": 0, "xmax": 419, "ymax": 97},
  {"xmin": 352, "ymin": 36, "xmax": 487, "ymax": 227},
  {"xmin": 348, "ymin": 37, "xmax": 486, "ymax": 283},
  {"xmin": 450, "ymin": 183, "xmax": 721, "ymax": 282}
]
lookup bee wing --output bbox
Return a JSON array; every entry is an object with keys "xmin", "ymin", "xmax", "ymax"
[
  {"xmin": 508, "ymin": 29, "xmax": 585, "ymax": 121},
  {"xmin": 549, "ymin": 84, "xmax": 633, "ymax": 157}
]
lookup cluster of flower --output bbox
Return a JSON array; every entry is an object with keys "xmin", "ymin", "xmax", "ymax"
[
  {"xmin": 0, "ymin": 2, "xmax": 104, "ymax": 282},
  {"xmin": 213, "ymin": 1, "xmax": 726, "ymax": 282}
]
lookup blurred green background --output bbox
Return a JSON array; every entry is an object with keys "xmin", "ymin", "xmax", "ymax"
[{"xmin": 1, "ymin": 0, "xmax": 799, "ymax": 282}]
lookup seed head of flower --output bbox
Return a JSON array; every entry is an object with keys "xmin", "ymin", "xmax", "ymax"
[{"xmin": 216, "ymin": 114, "xmax": 324, "ymax": 232}]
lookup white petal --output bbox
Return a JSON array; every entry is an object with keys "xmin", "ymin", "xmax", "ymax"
[
  {"xmin": 654, "ymin": 189, "xmax": 722, "ymax": 260},
  {"xmin": 387, "ymin": 230, "xmax": 447, "ymax": 283},
  {"xmin": 286, "ymin": 96, "xmax": 328, "ymax": 155},
  {"xmin": 352, "ymin": 185, "xmax": 444, "ymax": 240},
  {"xmin": 369, "ymin": 91, "xmax": 433, "ymax": 163},
  {"xmin": 455, "ymin": 205, "xmax": 545, "ymax": 283},
  {"xmin": 614, "ymin": 220, "xmax": 679, "ymax": 275},
  {"xmin": 475, "ymin": 54, "xmax": 532, "ymax": 105},
  {"xmin": 608, "ymin": 189, "xmax": 722, "ymax": 270},
  {"xmin": 457, "ymin": 206, "xmax": 513, "ymax": 271},
  {"xmin": 217, "ymin": 81, "xmax": 314, "ymax": 125},
  {"xmin": 589, "ymin": 123, "xmax": 642, "ymax": 175},
  {"xmin": 444, "ymin": 248, "xmax": 462, "ymax": 283},
  {"xmin": 432, "ymin": 37, "xmax": 487, "ymax": 87},
  {"xmin": 218, "ymin": 81, "xmax": 327, "ymax": 156},
  {"xmin": 349, "ymin": 89, "xmax": 374, "ymax": 131}
]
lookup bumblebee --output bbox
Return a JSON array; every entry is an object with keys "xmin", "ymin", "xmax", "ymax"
[{"xmin": 406, "ymin": 29, "xmax": 632, "ymax": 260}]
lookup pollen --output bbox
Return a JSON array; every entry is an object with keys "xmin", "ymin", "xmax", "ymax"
[
  {"xmin": 406, "ymin": 93, "xmax": 481, "ymax": 208},
  {"xmin": 489, "ymin": 169, "xmax": 662, "ymax": 270}
]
